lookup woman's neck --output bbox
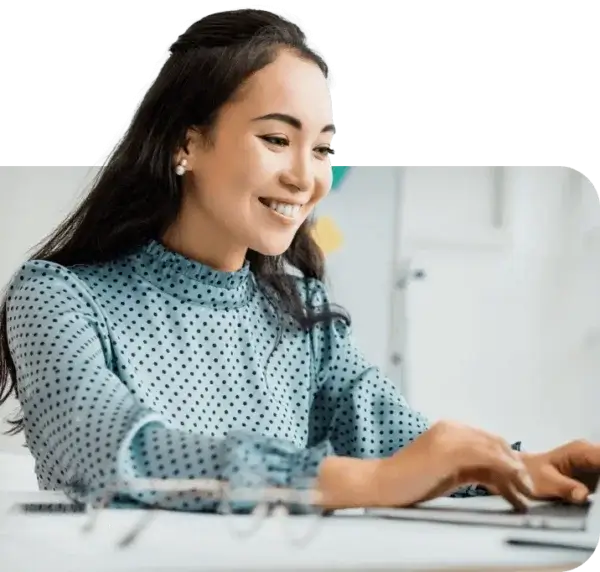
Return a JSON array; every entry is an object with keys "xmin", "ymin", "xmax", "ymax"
[{"xmin": 162, "ymin": 209, "xmax": 247, "ymax": 273}]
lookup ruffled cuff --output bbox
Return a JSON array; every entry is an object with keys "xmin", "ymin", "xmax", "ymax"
[{"xmin": 221, "ymin": 431, "xmax": 333, "ymax": 513}]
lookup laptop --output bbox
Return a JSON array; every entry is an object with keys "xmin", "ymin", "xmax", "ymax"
[{"xmin": 366, "ymin": 487, "xmax": 598, "ymax": 533}]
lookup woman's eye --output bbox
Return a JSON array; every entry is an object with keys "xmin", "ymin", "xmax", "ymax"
[
  {"xmin": 259, "ymin": 136, "xmax": 334, "ymax": 157},
  {"xmin": 315, "ymin": 146, "xmax": 335, "ymax": 157},
  {"xmin": 260, "ymin": 136, "xmax": 288, "ymax": 147}
]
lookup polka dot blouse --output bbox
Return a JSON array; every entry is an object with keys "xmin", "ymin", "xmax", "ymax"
[{"xmin": 6, "ymin": 240, "xmax": 514, "ymax": 511}]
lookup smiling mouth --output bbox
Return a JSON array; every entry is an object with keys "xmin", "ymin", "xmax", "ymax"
[{"xmin": 258, "ymin": 197, "xmax": 303, "ymax": 219}]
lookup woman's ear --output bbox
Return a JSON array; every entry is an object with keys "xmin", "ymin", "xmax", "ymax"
[
  {"xmin": 173, "ymin": 128, "xmax": 200, "ymax": 169},
  {"xmin": 187, "ymin": 126, "xmax": 213, "ymax": 151},
  {"xmin": 178, "ymin": 127, "xmax": 211, "ymax": 165}
]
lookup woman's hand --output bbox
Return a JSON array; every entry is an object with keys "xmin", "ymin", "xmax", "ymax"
[
  {"xmin": 376, "ymin": 420, "xmax": 535, "ymax": 511},
  {"xmin": 521, "ymin": 439, "xmax": 600, "ymax": 504},
  {"xmin": 318, "ymin": 420, "xmax": 534, "ymax": 511}
]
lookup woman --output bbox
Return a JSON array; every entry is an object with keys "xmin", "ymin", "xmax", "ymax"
[{"xmin": 0, "ymin": 8, "xmax": 598, "ymax": 514}]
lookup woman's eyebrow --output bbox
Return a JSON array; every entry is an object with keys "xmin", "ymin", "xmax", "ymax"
[{"xmin": 252, "ymin": 113, "xmax": 336, "ymax": 134}]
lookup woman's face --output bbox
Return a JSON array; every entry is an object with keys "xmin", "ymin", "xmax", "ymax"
[{"xmin": 170, "ymin": 50, "xmax": 335, "ymax": 270}]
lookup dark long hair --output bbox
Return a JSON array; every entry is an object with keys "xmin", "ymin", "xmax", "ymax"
[{"xmin": 0, "ymin": 9, "xmax": 349, "ymax": 434}]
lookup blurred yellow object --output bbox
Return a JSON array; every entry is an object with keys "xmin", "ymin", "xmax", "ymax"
[{"xmin": 310, "ymin": 216, "xmax": 343, "ymax": 255}]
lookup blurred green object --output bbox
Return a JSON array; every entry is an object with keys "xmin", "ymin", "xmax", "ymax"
[{"xmin": 331, "ymin": 166, "xmax": 350, "ymax": 190}]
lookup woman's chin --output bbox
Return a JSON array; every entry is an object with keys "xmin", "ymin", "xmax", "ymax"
[{"xmin": 248, "ymin": 236, "xmax": 294, "ymax": 258}]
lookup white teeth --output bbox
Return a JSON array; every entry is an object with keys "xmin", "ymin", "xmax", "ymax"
[{"xmin": 267, "ymin": 200, "xmax": 301, "ymax": 218}]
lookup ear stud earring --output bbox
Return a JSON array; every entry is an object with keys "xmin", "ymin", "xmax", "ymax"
[{"xmin": 175, "ymin": 158, "xmax": 188, "ymax": 176}]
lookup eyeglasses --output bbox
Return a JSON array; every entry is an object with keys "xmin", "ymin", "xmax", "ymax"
[{"xmin": 64, "ymin": 472, "xmax": 326, "ymax": 549}]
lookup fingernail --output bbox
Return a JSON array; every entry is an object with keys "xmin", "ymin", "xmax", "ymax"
[{"xmin": 573, "ymin": 489, "xmax": 587, "ymax": 503}]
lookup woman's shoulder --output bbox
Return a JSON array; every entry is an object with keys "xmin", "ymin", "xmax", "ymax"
[
  {"xmin": 9, "ymin": 258, "xmax": 79, "ymax": 289},
  {"xmin": 6, "ymin": 258, "xmax": 108, "ymax": 309}
]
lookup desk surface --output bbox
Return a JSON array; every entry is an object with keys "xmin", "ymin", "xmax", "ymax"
[{"xmin": 0, "ymin": 491, "xmax": 594, "ymax": 572}]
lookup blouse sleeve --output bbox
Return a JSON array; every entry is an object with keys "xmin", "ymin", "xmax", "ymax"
[
  {"xmin": 5, "ymin": 262, "xmax": 333, "ymax": 512},
  {"xmin": 304, "ymin": 278, "xmax": 430, "ymax": 458}
]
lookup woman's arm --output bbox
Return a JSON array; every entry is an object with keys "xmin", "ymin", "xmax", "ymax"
[{"xmin": 6, "ymin": 262, "xmax": 343, "ymax": 512}]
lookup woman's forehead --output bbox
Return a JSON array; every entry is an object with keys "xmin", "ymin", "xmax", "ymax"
[{"xmin": 226, "ymin": 52, "xmax": 333, "ymax": 128}]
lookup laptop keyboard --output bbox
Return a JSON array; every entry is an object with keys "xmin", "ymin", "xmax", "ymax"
[{"xmin": 526, "ymin": 501, "xmax": 590, "ymax": 518}]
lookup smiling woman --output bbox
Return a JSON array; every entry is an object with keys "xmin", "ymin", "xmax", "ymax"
[
  {"xmin": 1, "ymin": 8, "xmax": 599, "ymax": 517},
  {"xmin": 162, "ymin": 51, "xmax": 337, "ymax": 268}
]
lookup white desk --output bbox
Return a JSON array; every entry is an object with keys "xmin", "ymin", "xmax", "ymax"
[{"xmin": 0, "ymin": 491, "xmax": 593, "ymax": 571}]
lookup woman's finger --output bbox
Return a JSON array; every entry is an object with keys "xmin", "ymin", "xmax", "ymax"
[
  {"xmin": 537, "ymin": 465, "xmax": 590, "ymax": 503},
  {"xmin": 502, "ymin": 448, "xmax": 535, "ymax": 497},
  {"xmin": 493, "ymin": 444, "xmax": 535, "ymax": 496},
  {"xmin": 495, "ymin": 481, "xmax": 529, "ymax": 513},
  {"xmin": 474, "ymin": 451, "xmax": 533, "ymax": 511},
  {"xmin": 476, "ymin": 464, "xmax": 529, "ymax": 512},
  {"xmin": 553, "ymin": 440, "xmax": 600, "ymax": 470}
]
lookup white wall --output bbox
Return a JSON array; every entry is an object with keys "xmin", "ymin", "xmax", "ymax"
[
  {"xmin": 0, "ymin": 167, "xmax": 97, "ymax": 454},
  {"xmin": 0, "ymin": 166, "xmax": 598, "ymax": 480},
  {"xmin": 318, "ymin": 164, "xmax": 600, "ymax": 452},
  {"xmin": 313, "ymin": 167, "xmax": 399, "ymax": 377},
  {"xmin": 576, "ymin": 176, "xmax": 600, "ymax": 444},
  {"xmin": 397, "ymin": 167, "xmax": 600, "ymax": 451}
]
